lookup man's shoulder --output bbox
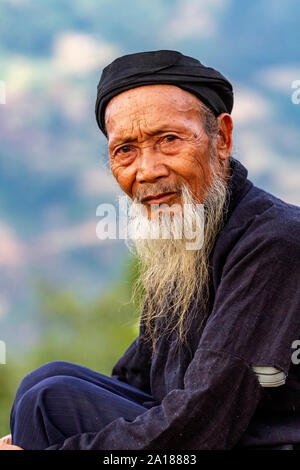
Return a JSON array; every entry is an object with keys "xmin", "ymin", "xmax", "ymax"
[
  {"xmin": 217, "ymin": 183, "xmax": 300, "ymax": 263},
  {"xmin": 242, "ymin": 184, "xmax": 299, "ymax": 245},
  {"xmin": 231, "ymin": 182, "xmax": 299, "ymax": 239}
]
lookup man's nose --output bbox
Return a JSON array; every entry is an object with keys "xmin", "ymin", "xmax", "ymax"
[{"xmin": 135, "ymin": 146, "xmax": 169, "ymax": 183}]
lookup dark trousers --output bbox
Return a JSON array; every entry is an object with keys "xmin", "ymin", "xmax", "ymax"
[{"xmin": 10, "ymin": 361, "xmax": 154, "ymax": 450}]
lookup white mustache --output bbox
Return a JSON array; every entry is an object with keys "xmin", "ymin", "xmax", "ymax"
[
  {"xmin": 127, "ymin": 186, "xmax": 204, "ymax": 250},
  {"xmin": 134, "ymin": 183, "xmax": 184, "ymax": 203}
]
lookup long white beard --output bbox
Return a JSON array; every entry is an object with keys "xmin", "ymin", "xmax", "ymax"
[{"xmin": 126, "ymin": 160, "xmax": 230, "ymax": 349}]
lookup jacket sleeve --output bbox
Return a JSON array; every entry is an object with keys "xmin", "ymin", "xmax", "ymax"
[
  {"xmin": 46, "ymin": 228, "xmax": 300, "ymax": 450},
  {"xmin": 110, "ymin": 334, "xmax": 152, "ymax": 395}
]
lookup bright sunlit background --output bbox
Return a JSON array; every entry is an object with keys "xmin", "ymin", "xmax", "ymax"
[{"xmin": 0, "ymin": 0, "xmax": 299, "ymax": 435}]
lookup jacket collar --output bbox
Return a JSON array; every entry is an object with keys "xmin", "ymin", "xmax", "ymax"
[{"xmin": 223, "ymin": 156, "xmax": 253, "ymax": 222}]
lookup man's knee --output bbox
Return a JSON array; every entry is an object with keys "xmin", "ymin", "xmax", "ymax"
[
  {"xmin": 15, "ymin": 375, "xmax": 79, "ymax": 417},
  {"xmin": 16, "ymin": 361, "xmax": 76, "ymax": 394},
  {"xmin": 12, "ymin": 376, "xmax": 80, "ymax": 449}
]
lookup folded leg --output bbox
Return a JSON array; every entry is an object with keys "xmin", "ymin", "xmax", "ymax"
[{"xmin": 10, "ymin": 361, "xmax": 154, "ymax": 450}]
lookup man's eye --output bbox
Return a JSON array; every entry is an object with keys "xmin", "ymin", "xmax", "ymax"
[
  {"xmin": 163, "ymin": 135, "xmax": 177, "ymax": 143},
  {"xmin": 118, "ymin": 145, "xmax": 132, "ymax": 153}
]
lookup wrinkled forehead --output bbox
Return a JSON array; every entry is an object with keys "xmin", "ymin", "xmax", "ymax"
[{"xmin": 104, "ymin": 84, "xmax": 203, "ymax": 138}]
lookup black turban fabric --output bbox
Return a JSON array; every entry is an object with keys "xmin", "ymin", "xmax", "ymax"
[{"xmin": 95, "ymin": 49, "xmax": 233, "ymax": 136}]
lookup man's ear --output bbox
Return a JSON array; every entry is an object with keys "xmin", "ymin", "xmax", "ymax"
[{"xmin": 216, "ymin": 113, "xmax": 233, "ymax": 161}]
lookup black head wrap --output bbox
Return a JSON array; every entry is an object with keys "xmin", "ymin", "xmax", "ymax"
[{"xmin": 95, "ymin": 49, "xmax": 233, "ymax": 136}]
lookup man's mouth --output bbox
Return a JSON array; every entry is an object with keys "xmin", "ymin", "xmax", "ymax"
[{"xmin": 141, "ymin": 192, "xmax": 177, "ymax": 204}]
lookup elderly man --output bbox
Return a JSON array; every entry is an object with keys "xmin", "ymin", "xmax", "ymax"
[{"xmin": 1, "ymin": 50, "xmax": 300, "ymax": 451}]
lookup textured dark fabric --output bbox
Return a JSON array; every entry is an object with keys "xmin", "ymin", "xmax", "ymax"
[
  {"xmin": 10, "ymin": 361, "xmax": 153, "ymax": 450},
  {"xmin": 95, "ymin": 50, "xmax": 233, "ymax": 136},
  {"xmin": 11, "ymin": 157, "xmax": 300, "ymax": 450}
]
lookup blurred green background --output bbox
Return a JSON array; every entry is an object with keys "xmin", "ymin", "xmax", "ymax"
[{"xmin": 0, "ymin": 0, "xmax": 299, "ymax": 435}]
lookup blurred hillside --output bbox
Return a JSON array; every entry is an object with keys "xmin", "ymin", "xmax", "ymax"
[
  {"xmin": 0, "ymin": 256, "xmax": 141, "ymax": 436},
  {"xmin": 0, "ymin": 0, "xmax": 299, "ymax": 432}
]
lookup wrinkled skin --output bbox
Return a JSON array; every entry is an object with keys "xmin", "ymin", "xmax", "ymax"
[{"xmin": 105, "ymin": 84, "xmax": 233, "ymax": 214}]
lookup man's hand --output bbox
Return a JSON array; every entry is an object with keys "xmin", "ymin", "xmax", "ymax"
[
  {"xmin": 1, "ymin": 434, "xmax": 12, "ymax": 445},
  {"xmin": 0, "ymin": 435, "xmax": 23, "ymax": 450}
]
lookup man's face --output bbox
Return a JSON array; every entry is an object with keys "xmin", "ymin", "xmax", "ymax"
[{"xmin": 105, "ymin": 84, "xmax": 221, "ymax": 210}]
